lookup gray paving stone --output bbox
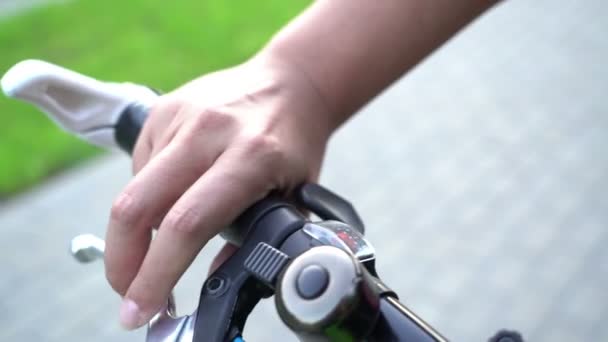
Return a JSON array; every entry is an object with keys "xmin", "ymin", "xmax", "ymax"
[{"xmin": 1, "ymin": 0, "xmax": 607, "ymax": 341}]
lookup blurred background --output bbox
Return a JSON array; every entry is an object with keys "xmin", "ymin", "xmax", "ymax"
[{"xmin": 1, "ymin": 0, "xmax": 606, "ymax": 341}]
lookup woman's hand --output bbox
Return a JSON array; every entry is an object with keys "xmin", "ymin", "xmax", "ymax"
[
  {"xmin": 102, "ymin": 0, "xmax": 497, "ymax": 328},
  {"xmin": 103, "ymin": 55, "xmax": 334, "ymax": 329}
]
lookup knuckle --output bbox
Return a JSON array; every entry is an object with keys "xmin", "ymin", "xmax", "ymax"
[
  {"xmin": 152, "ymin": 95, "xmax": 182, "ymax": 114},
  {"xmin": 243, "ymin": 134, "xmax": 284, "ymax": 167},
  {"xmin": 148, "ymin": 96, "xmax": 183, "ymax": 125},
  {"xmin": 191, "ymin": 107, "xmax": 235, "ymax": 132},
  {"xmin": 163, "ymin": 206, "xmax": 201, "ymax": 234},
  {"xmin": 110, "ymin": 192, "xmax": 141, "ymax": 227},
  {"xmin": 244, "ymin": 133, "xmax": 278, "ymax": 154}
]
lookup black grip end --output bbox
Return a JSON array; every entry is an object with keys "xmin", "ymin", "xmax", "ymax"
[{"xmin": 115, "ymin": 102, "xmax": 149, "ymax": 154}]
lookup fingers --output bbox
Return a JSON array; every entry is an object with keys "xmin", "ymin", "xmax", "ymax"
[
  {"xmin": 106, "ymin": 105, "xmax": 240, "ymax": 296},
  {"xmin": 105, "ymin": 141, "xmax": 210, "ymax": 295},
  {"xmin": 119, "ymin": 142, "xmax": 278, "ymax": 329}
]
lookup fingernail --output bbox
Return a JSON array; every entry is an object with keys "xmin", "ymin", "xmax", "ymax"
[{"xmin": 120, "ymin": 298, "xmax": 144, "ymax": 330}]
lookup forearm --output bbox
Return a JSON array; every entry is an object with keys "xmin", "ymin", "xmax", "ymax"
[{"xmin": 260, "ymin": 0, "xmax": 499, "ymax": 129}]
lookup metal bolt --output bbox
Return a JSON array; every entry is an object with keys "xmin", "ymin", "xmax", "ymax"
[{"xmin": 205, "ymin": 276, "xmax": 226, "ymax": 295}]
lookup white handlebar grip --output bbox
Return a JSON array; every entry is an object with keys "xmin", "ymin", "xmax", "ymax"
[{"xmin": 1, "ymin": 59, "xmax": 157, "ymax": 148}]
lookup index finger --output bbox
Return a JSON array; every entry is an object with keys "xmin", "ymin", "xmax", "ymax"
[{"xmin": 119, "ymin": 146, "xmax": 275, "ymax": 329}]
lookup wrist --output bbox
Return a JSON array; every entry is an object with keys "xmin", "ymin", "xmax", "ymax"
[{"xmin": 249, "ymin": 47, "xmax": 345, "ymax": 136}]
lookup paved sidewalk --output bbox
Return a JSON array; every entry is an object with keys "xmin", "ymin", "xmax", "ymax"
[{"xmin": 2, "ymin": 0, "xmax": 607, "ymax": 341}]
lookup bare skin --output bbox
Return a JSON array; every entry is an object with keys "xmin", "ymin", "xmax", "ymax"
[{"xmin": 104, "ymin": 0, "xmax": 499, "ymax": 330}]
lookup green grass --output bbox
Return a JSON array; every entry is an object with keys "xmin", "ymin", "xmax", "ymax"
[{"xmin": 0, "ymin": 0, "xmax": 308, "ymax": 198}]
